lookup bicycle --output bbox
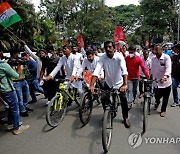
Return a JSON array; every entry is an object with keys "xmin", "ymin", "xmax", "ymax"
[
  {"xmin": 46, "ymin": 78, "xmax": 82, "ymax": 127},
  {"xmin": 141, "ymin": 78, "xmax": 157, "ymax": 133},
  {"xmin": 101, "ymin": 89, "xmax": 121, "ymax": 153},
  {"xmin": 79, "ymin": 79, "xmax": 103, "ymax": 126}
]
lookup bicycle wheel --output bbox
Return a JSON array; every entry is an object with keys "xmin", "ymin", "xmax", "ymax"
[
  {"xmin": 112, "ymin": 94, "xmax": 120, "ymax": 118},
  {"xmin": 143, "ymin": 97, "xmax": 150, "ymax": 132},
  {"xmin": 79, "ymin": 92, "xmax": 93, "ymax": 125},
  {"xmin": 46, "ymin": 93, "xmax": 67, "ymax": 127},
  {"xmin": 102, "ymin": 110, "xmax": 113, "ymax": 153}
]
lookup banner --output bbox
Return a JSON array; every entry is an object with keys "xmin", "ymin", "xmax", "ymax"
[
  {"xmin": 0, "ymin": 2, "xmax": 22, "ymax": 28},
  {"xmin": 113, "ymin": 26, "xmax": 125, "ymax": 51},
  {"xmin": 77, "ymin": 35, "xmax": 84, "ymax": 48},
  {"xmin": 145, "ymin": 40, "xmax": 149, "ymax": 47}
]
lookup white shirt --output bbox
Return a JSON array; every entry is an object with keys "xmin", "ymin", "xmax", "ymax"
[
  {"xmin": 93, "ymin": 52, "xmax": 128, "ymax": 89},
  {"xmin": 81, "ymin": 56, "xmax": 104, "ymax": 78},
  {"xmin": 50, "ymin": 54, "xmax": 81, "ymax": 78},
  {"xmin": 151, "ymin": 53, "xmax": 172, "ymax": 88},
  {"xmin": 96, "ymin": 53, "xmax": 105, "ymax": 57},
  {"xmin": 149, "ymin": 52, "xmax": 156, "ymax": 60},
  {"xmin": 140, "ymin": 57, "xmax": 151, "ymax": 77},
  {"xmin": 73, "ymin": 52, "xmax": 84, "ymax": 63},
  {"xmin": 24, "ymin": 45, "xmax": 42, "ymax": 78}
]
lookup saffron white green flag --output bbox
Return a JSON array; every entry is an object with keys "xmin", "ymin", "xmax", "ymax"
[{"xmin": 0, "ymin": 2, "xmax": 22, "ymax": 28}]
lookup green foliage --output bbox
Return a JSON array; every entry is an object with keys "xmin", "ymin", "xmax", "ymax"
[
  {"xmin": 0, "ymin": 0, "xmax": 59, "ymax": 51},
  {"xmin": 40, "ymin": 0, "xmax": 114, "ymax": 46},
  {"xmin": 139, "ymin": 0, "xmax": 177, "ymax": 44},
  {"xmin": 111, "ymin": 4, "xmax": 141, "ymax": 33},
  {"xmin": 0, "ymin": 0, "xmax": 178, "ymax": 50}
]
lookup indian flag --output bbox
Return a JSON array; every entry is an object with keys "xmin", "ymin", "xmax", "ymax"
[{"xmin": 0, "ymin": 2, "xmax": 22, "ymax": 28}]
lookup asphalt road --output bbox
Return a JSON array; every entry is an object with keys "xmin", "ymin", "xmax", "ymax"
[{"xmin": 0, "ymin": 92, "xmax": 180, "ymax": 154}]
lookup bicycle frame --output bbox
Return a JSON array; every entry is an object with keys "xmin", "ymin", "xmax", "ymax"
[
  {"xmin": 143, "ymin": 81, "xmax": 152, "ymax": 98},
  {"xmin": 103, "ymin": 89, "xmax": 120, "ymax": 113},
  {"xmin": 54, "ymin": 81, "xmax": 77, "ymax": 110}
]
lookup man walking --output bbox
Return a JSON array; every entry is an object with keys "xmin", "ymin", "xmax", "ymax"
[{"xmin": 151, "ymin": 44, "xmax": 172, "ymax": 117}]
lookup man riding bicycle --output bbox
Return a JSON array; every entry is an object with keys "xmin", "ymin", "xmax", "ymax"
[
  {"xmin": 46, "ymin": 45, "xmax": 83, "ymax": 105},
  {"xmin": 89, "ymin": 40, "xmax": 130, "ymax": 128}
]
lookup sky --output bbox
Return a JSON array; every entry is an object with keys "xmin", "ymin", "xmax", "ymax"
[{"xmin": 32, "ymin": 0, "xmax": 140, "ymax": 11}]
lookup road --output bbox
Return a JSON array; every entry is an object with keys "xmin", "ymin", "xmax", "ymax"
[{"xmin": 0, "ymin": 92, "xmax": 180, "ymax": 154}]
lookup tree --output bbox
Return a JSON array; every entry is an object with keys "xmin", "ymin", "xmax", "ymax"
[
  {"xmin": 140, "ymin": 0, "xmax": 177, "ymax": 43},
  {"xmin": 111, "ymin": 4, "xmax": 141, "ymax": 33},
  {"xmin": 40, "ymin": 0, "xmax": 114, "ymax": 46}
]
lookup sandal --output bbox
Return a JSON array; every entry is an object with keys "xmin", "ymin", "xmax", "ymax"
[{"xmin": 160, "ymin": 112, "xmax": 166, "ymax": 117}]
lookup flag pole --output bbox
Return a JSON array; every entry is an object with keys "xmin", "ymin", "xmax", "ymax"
[{"xmin": 5, "ymin": 28, "xmax": 22, "ymax": 42}]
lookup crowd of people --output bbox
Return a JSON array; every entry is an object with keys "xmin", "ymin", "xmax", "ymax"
[{"xmin": 0, "ymin": 39, "xmax": 180, "ymax": 135}]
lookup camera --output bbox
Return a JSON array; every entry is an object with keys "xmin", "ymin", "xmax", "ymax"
[{"xmin": 8, "ymin": 58, "xmax": 26, "ymax": 66}]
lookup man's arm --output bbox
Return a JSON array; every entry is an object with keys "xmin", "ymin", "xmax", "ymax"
[
  {"xmin": 46, "ymin": 59, "xmax": 63, "ymax": 80},
  {"xmin": 89, "ymin": 76, "xmax": 98, "ymax": 94},
  {"xmin": 22, "ymin": 40, "xmax": 39, "ymax": 61},
  {"xmin": 160, "ymin": 55, "xmax": 172, "ymax": 83},
  {"xmin": 89, "ymin": 57, "xmax": 103, "ymax": 93},
  {"xmin": 164, "ymin": 55, "xmax": 171, "ymax": 78},
  {"xmin": 39, "ymin": 67, "xmax": 45, "ymax": 81},
  {"xmin": 119, "ymin": 55, "xmax": 128, "ymax": 93},
  {"xmin": 139, "ymin": 58, "xmax": 150, "ymax": 79},
  {"xmin": 5, "ymin": 63, "xmax": 19, "ymax": 79},
  {"xmin": 120, "ymin": 75, "xmax": 128, "ymax": 93}
]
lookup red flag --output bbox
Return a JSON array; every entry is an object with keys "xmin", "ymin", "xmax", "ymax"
[
  {"xmin": 113, "ymin": 26, "xmax": 125, "ymax": 52},
  {"xmin": 77, "ymin": 35, "xmax": 84, "ymax": 48},
  {"xmin": 114, "ymin": 26, "xmax": 125, "ymax": 42},
  {"xmin": 83, "ymin": 70, "xmax": 92, "ymax": 86}
]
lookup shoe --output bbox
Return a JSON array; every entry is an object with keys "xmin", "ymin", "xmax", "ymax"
[
  {"xmin": 13, "ymin": 125, "xmax": 30, "ymax": 135},
  {"xmin": 35, "ymin": 93, "xmax": 41, "ymax": 96},
  {"xmin": 20, "ymin": 111, "xmax": 29, "ymax": 117},
  {"xmin": 139, "ymin": 93, "xmax": 143, "ymax": 98},
  {"xmin": 171, "ymin": 103, "xmax": 177, "ymax": 107},
  {"xmin": 123, "ymin": 118, "xmax": 130, "ymax": 128},
  {"xmin": 7, "ymin": 122, "xmax": 22, "ymax": 131},
  {"xmin": 29, "ymin": 99, "xmax": 37, "ymax": 104},
  {"xmin": 45, "ymin": 101, "xmax": 50, "ymax": 106},
  {"xmin": 160, "ymin": 112, "xmax": 166, "ymax": 117},
  {"xmin": 171, "ymin": 103, "xmax": 180, "ymax": 107},
  {"xmin": 26, "ymin": 107, "xmax": 33, "ymax": 112}
]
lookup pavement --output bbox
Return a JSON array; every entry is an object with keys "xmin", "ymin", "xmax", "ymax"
[{"xmin": 0, "ymin": 91, "xmax": 180, "ymax": 154}]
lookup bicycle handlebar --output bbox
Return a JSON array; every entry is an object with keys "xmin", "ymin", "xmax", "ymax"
[
  {"xmin": 140, "ymin": 78, "xmax": 160, "ymax": 83},
  {"xmin": 54, "ymin": 78, "xmax": 84, "ymax": 83}
]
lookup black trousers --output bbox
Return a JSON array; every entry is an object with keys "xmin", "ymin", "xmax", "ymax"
[
  {"xmin": 101, "ymin": 83, "xmax": 129, "ymax": 119},
  {"xmin": 42, "ymin": 80, "xmax": 58, "ymax": 101},
  {"xmin": 154, "ymin": 86, "xmax": 171, "ymax": 112},
  {"xmin": 139, "ymin": 76, "xmax": 146, "ymax": 94}
]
